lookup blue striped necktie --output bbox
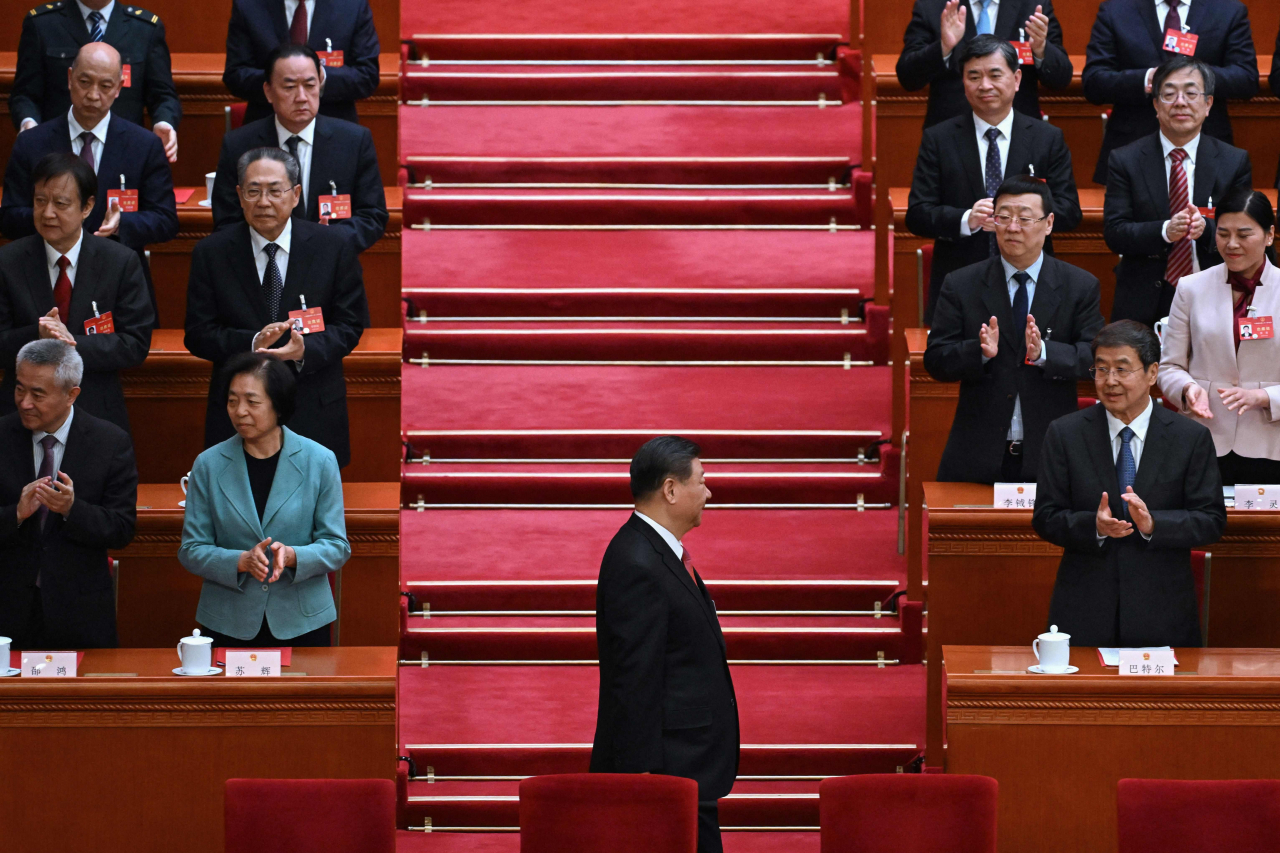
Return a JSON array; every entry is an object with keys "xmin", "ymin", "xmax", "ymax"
[
  {"xmin": 1116, "ymin": 427, "xmax": 1136, "ymax": 519},
  {"xmin": 87, "ymin": 10, "xmax": 105, "ymax": 42}
]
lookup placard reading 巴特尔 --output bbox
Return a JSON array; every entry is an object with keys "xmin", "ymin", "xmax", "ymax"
[
  {"xmin": 993, "ymin": 483, "xmax": 1037, "ymax": 509},
  {"xmin": 225, "ymin": 650, "xmax": 282, "ymax": 677},
  {"xmin": 1117, "ymin": 648, "xmax": 1177, "ymax": 675}
]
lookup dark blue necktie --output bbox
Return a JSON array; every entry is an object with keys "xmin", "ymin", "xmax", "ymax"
[
  {"xmin": 984, "ymin": 126, "xmax": 1002, "ymax": 256},
  {"xmin": 263, "ymin": 243, "xmax": 284, "ymax": 319},
  {"xmin": 1011, "ymin": 271, "xmax": 1030, "ymax": 337},
  {"xmin": 87, "ymin": 10, "xmax": 105, "ymax": 42},
  {"xmin": 1116, "ymin": 426, "xmax": 1136, "ymax": 519}
]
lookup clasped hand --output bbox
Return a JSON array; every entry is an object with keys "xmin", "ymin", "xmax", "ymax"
[
  {"xmin": 1096, "ymin": 488, "xmax": 1154, "ymax": 539},
  {"xmin": 1185, "ymin": 384, "xmax": 1272, "ymax": 418},
  {"xmin": 253, "ymin": 322, "xmax": 305, "ymax": 361},
  {"xmin": 979, "ymin": 314, "xmax": 1042, "ymax": 360},
  {"xmin": 237, "ymin": 536, "xmax": 297, "ymax": 583},
  {"xmin": 16, "ymin": 471, "xmax": 75, "ymax": 523},
  {"xmin": 38, "ymin": 308, "xmax": 75, "ymax": 345},
  {"xmin": 1166, "ymin": 203, "xmax": 1206, "ymax": 243}
]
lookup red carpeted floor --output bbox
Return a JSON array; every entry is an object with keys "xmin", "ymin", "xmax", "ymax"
[{"xmin": 396, "ymin": 831, "xmax": 822, "ymax": 852}]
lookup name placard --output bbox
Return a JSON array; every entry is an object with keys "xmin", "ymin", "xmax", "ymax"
[
  {"xmin": 225, "ymin": 650, "xmax": 282, "ymax": 678},
  {"xmin": 1118, "ymin": 648, "xmax": 1177, "ymax": 675},
  {"xmin": 21, "ymin": 652, "xmax": 77, "ymax": 678},
  {"xmin": 993, "ymin": 482, "xmax": 1037, "ymax": 509},
  {"xmin": 1234, "ymin": 485, "xmax": 1280, "ymax": 511}
]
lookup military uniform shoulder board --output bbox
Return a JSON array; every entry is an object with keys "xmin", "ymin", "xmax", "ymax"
[
  {"xmin": 29, "ymin": 2, "xmax": 66, "ymax": 17},
  {"xmin": 123, "ymin": 6, "xmax": 160, "ymax": 24}
]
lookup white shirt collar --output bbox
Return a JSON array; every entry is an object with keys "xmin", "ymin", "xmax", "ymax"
[
  {"xmin": 67, "ymin": 106, "xmax": 109, "ymax": 144},
  {"xmin": 1159, "ymin": 131, "xmax": 1200, "ymax": 164},
  {"xmin": 275, "ymin": 116, "xmax": 316, "ymax": 147},
  {"xmin": 76, "ymin": 1, "xmax": 114, "ymax": 24},
  {"xmin": 250, "ymin": 217, "xmax": 293, "ymax": 256},
  {"xmin": 633, "ymin": 510, "xmax": 683, "ymax": 561},
  {"xmin": 974, "ymin": 109, "xmax": 1016, "ymax": 143},
  {"xmin": 1000, "ymin": 251, "xmax": 1045, "ymax": 283},
  {"xmin": 1105, "ymin": 395, "xmax": 1155, "ymax": 444},
  {"xmin": 1156, "ymin": 0, "xmax": 1188, "ymax": 10},
  {"xmin": 34, "ymin": 405, "xmax": 75, "ymax": 447},
  {"xmin": 44, "ymin": 229, "xmax": 84, "ymax": 269}
]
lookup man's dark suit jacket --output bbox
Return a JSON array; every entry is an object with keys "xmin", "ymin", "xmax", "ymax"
[
  {"xmin": 907, "ymin": 110, "xmax": 1082, "ymax": 324},
  {"xmin": 211, "ymin": 115, "xmax": 387, "ymax": 253},
  {"xmin": 1103, "ymin": 131, "xmax": 1252, "ymax": 326},
  {"xmin": 590, "ymin": 513, "xmax": 740, "ymax": 802},
  {"xmin": 923, "ymin": 254, "xmax": 1104, "ymax": 484},
  {"xmin": 1272, "ymin": 27, "xmax": 1279, "ymax": 188},
  {"xmin": 1033, "ymin": 402, "xmax": 1226, "ymax": 647},
  {"xmin": 0, "ymin": 232, "xmax": 154, "ymax": 434},
  {"xmin": 9, "ymin": 1, "xmax": 180, "ymax": 129},
  {"xmin": 184, "ymin": 220, "xmax": 369, "ymax": 468},
  {"xmin": 0, "ymin": 408, "xmax": 138, "ymax": 649},
  {"xmin": 0, "ymin": 112, "xmax": 178, "ymax": 251},
  {"xmin": 897, "ymin": 0, "xmax": 1073, "ymax": 127},
  {"xmin": 222, "ymin": 0, "xmax": 380, "ymax": 125},
  {"xmin": 1082, "ymin": 0, "xmax": 1258, "ymax": 184}
]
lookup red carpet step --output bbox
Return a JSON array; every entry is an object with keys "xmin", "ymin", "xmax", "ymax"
[
  {"xmin": 399, "ymin": 104, "xmax": 862, "ymax": 184},
  {"xmin": 396, "ymin": 830, "xmax": 820, "ymax": 852}
]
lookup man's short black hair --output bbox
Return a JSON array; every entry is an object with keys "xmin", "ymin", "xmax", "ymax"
[
  {"xmin": 958, "ymin": 34, "xmax": 1020, "ymax": 74},
  {"xmin": 1092, "ymin": 320, "xmax": 1161, "ymax": 369},
  {"xmin": 994, "ymin": 175, "xmax": 1055, "ymax": 217},
  {"xmin": 1151, "ymin": 54, "xmax": 1215, "ymax": 99},
  {"xmin": 221, "ymin": 351, "xmax": 298, "ymax": 425},
  {"xmin": 630, "ymin": 435, "xmax": 702, "ymax": 500},
  {"xmin": 33, "ymin": 152, "xmax": 96, "ymax": 208},
  {"xmin": 265, "ymin": 43, "xmax": 324, "ymax": 82}
]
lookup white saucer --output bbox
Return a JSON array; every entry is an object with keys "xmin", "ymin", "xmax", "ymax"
[
  {"xmin": 1, "ymin": 667, "xmax": 19, "ymax": 677},
  {"xmin": 172, "ymin": 666, "xmax": 222, "ymax": 676},
  {"xmin": 197, "ymin": 199, "xmax": 212, "ymax": 207},
  {"xmin": 178, "ymin": 499, "xmax": 186, "ymax": 508},
  {"xmin": 1028, "ymin": 664, "xmax": 1079, "ymax": 674}
]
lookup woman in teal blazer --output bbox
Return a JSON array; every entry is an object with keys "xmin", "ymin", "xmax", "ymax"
[{"xmin": 179, "ymin": 352, "xmax": 350, "ymax": 645}]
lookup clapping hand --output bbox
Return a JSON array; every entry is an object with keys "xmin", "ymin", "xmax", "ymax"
[
  {"xmin": 1024, "ymin": 5, "xmax": 1050, "ymax": 59},
  {"xmin": 268, "ymin": 541, "xmax": 296, "ymax": 583},
  {"xmin": 1096, "ymin": 492, "xmax": 1134, "ymax": 538},
  {"xmin": 1025, "ymin": 313, "xmax": 1043, "ymax": 361},
  {"xmin": 94, "ymin": 196, "xmax": 121, "ymax": 238},
  {"xmin": 258, "ymin": 328, "xmax": 305, "ymax": 361},
  {"xmin": 16, "ymin": 478, "xmax": 45, "ymax": 523},
  {"xmin": 38, "ymin": 308, "xmax": 75, "ymax": 345},
  {"xmin": 1167, "ymin": 204, "xmax": 1200, "ymax": 242},
  {"xmin": 1120, "ymin": 486, "xmax": 1154, "ymax": 536},
  {"xmin": 969, "ymin": 198, "xmax": 996, "ymax": 232},
  {"xmin": 1219, "ymin": 386, "xmax": 1271, "ymax": 415},
  {"xmin": 36, "ymin": 471, "xmax": 75, "ymax": 517},
  {"xmin": 979, "ymin": 315, "xmax": 999, "ymax": 359},
  {"xmin": 1184, "ymin": 383, "xmax": 1213, "ymax": 418},
  {"xmin": 153, "ymin": 123, "xmax": 178, "ymax": 163},
  {"xmin": 238, "ymin": 537, "xmax": 273, "ymax": 582},
  {"xmin": 940, "ymin": 0, "xmax": 968, "ymax": 55}
]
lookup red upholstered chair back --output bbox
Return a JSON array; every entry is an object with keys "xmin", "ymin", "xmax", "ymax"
[
  {"xmin": 224, "ymin": 778, "xmax": 395, "ymax": 853},
  {"xmin": 226, "ymin": 102, "xmax": 249, "ymax": 133},
  {"xmin": 1117, "ymin": 779, "xmax": 1280, "ymax": 853},
  {"xmin": 519, "ymin": 773, "xmax": 698, "ymax": 853},
  {"xmin": 820, "ymin": 773, "xmax": 998, "ymax": 853}
]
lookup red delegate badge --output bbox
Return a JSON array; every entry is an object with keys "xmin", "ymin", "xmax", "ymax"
[
  {"xmin": 318, "ymin": 194, "xmax": 352, "ymax": 221},
  {"xmin": 1010, "ymin": 41, "xmax": 1034, "ymax": 65},
  {"xmin": 288, "ymin": 307, "xmax": 325, "ymax": 335},
  {"xmin": 1239, "ymin": 317, "xmax": 1275, "ymax": 342},
  {"xmin": 317, "ymin": 50, "xmax": 344, "ymax": 68},
  {"xmin": 121, "ymin": 63, "xmax": 131, "ymax": 87},
  {"xmin": 107, "ymin": 189, "xmax": 139, "ymax": 212},
  {"xmin": 84, "ymin": 312, "xmax": 114, "ymax": 335},
  {"xmin": 1163, "ymin": 29, "xmax": 1198, "ymax": 56}
]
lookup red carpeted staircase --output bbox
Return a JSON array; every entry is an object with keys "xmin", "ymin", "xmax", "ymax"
[{"xmin": 396, "ymin": 1, "xmax": 924, "ymax": 848}]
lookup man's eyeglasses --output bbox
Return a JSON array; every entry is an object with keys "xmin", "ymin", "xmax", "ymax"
[
  {"xmin": 992, "ymin": 213, "xmax": 1049, "ymax": 228},
  {"xmin": 242, "ymin": 185, "xmax": 294, "ymax": 201},
  {"xmin": 1157, "ymin": 89, "xmax": 1204, "ymax": 104},
  {"xmin": 1088, "ymin": 367, "xmax": 1141, "ymax": 379}
]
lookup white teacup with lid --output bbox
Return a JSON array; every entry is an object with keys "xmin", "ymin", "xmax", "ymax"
[
  {"xmin": 1032, "ymin": 625, "xmax": 1072, "ymax": 673},
  {"xmin": 176, "ymin": 628, "xmax": 214, "ymax": 674}
]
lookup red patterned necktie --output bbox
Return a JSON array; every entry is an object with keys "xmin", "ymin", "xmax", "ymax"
[
  {"xmin": 53, "ymin": 255, "xmax": 72, "ymax": 324},
  {"xmin": 289, "ymin": 1, "xmax": 308, "ymax": 44},
  {"xmin": 78, "ymin": 131, "xmax": 96, "ymax": 172},
  {"xmin": 1165, "ymin": 148, "xmax": 1193, "ymax": 285},
  {"xmin": 680, "ymin": 548, "xmax": 698, "ymax": 583},
  {"xmin": 1229, "ymin": 269, "xmax": 1263, "ymax": 352}
]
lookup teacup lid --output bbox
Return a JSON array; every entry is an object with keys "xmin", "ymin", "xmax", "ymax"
[
  {"xmin": 181, "ymin": 628, "xmax": 213, "ymax": 645},
  {"xmin": 1038, "ymin": 624, "xmax": 1070, "ymax": 641}
]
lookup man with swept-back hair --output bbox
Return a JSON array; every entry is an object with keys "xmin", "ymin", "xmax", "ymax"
[
  {"xmin": 0, "ymin": 338, "xmax": 138, "ymax": 649},
  {"xmin": 591, "ymin": 436, "xmax": 738, "ymax": 853}
]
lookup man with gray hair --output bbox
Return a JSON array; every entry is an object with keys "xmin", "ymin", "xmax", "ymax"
[
  {"xmin": 0, "ymin": 338, "xmax": 138, "ymax": 649},
  {"xmin": 185, "ymin": 146, "xmax": 368, "ymax": 468}
]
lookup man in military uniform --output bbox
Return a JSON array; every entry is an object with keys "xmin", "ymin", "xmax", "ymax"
[{"xmin": 10, "ymin": 0, "xmax": 181, "ymax": 163}]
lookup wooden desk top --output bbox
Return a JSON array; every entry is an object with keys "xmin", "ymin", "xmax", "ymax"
[
  {"xmin": 147, "ymin": 327, "xmax": 402, "ymax": 358},
  {"xmin": 136, "ymin": 482, "xmax": 399, "ymax": 515}
]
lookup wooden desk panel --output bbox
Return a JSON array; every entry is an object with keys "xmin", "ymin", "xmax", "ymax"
[
  {"xmin": 116, "ymin": 483, "xmax": 400, "ymax": 648},
  {"xmin": 0, "ymin": 646, "xmax": 395, "ymax": 853},
  {"xmin": 123, "ymin": 328, "xmax": 402, "ymax": 483},
  {"xmin": 149, "ymin": 186, "xmax": 403, "ymax": 329},
  {"xmin": 925, "ymin": 482, "xmax": 1280, "ymax": 767},
  {"xmin": 946, "ymin": 645, "xmax": 1280, "ymax": 853}
]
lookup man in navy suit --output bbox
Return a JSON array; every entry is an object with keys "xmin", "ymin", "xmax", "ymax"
[
  {"xmin": 1082, "ymin": 0, "xmax": 1258, "ymax": 184},
  {"xmin": 1271, "ymin": 25, "xmax": 1279, "ymax": 188},
  {"xmin": 1, "ymin": 42, "xmax": 176, "ymax": 325},
  {"xmin": 898, "ymin": 0, "xmax": 1073, "ymax": 128},
  {"xmin": 211, "ymin": 44, "xmax": 386, "ymax": 254},
  {"xmin": 223, "ymin": 0, "xmax": 380, "ymax": 125}
]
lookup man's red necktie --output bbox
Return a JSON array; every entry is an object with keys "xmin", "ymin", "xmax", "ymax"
[
  {"xmin": 1165, "ymin": 148, "xmax": 1193, "ymax": 285},
  {"xmin": 680, "ymin": 548, "xmax": 698, "ymax": 583},
  {"xmin": 53, "ymin": 255, "xmax": 72, "ymax": 324},
  {"xmin": 289, "ymin": 1, "xmax": 308, "ymax": 44}
]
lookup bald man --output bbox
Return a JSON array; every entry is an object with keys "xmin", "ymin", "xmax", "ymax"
[{"xmin": 2, "ymin": 42, "xmax": 176, "ymax": 325}]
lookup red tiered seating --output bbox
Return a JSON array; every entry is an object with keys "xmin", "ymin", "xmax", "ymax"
[
  {"xmin": 819, "ymin": 774, "xmax": 999, "ymax": 853},
  {"xmin": 1117, "ymin": 779, "xmax": 1280, "ymax": 853},
  {"xmin": 225, "ymin": 779, "xmax": 396, "ymax": 853},
  {"xmin": 519, "ymin": 774, "xmax": 698, "ymax": 853}
]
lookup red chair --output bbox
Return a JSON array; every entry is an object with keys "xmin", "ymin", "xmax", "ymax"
[
  {"xmin": 224, "ymin": 102, "xmax": 249, "ymax": 133},
  {"xmin": 224, "ymin": 779, "xmax": 395, "ymax": 853},
  {"xmin": 519, "ymin": 773, "xmax": 697, "ymax": 853},
  {"xmin": 1117, "ymin": 779, "xmax": 1280, "ymax": 853},
  {"xmin": 820, "ymin": 774, "xmax": 997, "ymax": 853}
]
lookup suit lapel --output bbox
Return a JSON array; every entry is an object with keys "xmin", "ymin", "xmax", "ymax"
[
  {"xmin": 307, "ymin": 0, "xmax": 337, "ymax": 51},
  {"xmin": 67, "ymin": 233, "xmax": 99, "ymax": 326},
  {"xmin": 1028, "ymin": 256, "xmax": 1062, "ymax": 332},
  {"xmin": 628, "ymin": 514, "xmax": 719, "ymax": 633},
  {"xmin": 95, "ymin": 114, "xmax": 125, "ymax": 213},
  {"xmin": 1190, "ymin": 137, "xmax": 1217, "ymax": 208},
  {"xmin": 1004, "ymin": 115, "xmax": 1034, "ymax": 181},
  {"xmin": 980, "ymin": 257, "xmax": 1018, "ymax": 352},
  {"xmin": 277, "ymin": 224, "xmax": 310, "ymax": 320},
  {"xmin": 960, "ymin": 114, "xmax": 987, "ymax": 203},
  {"xmin": 100, "ymin": 5, "xmax": 127, "ymax": 45},
  {"xmin": 1183, "ymin": 0, "xmax": 1207, "ymax": 35},
  {"xmin": 56, "ymin": 4, "xmax": 91, "ymax": 48},
  {"xmin": 993, "ymin": 0, "xmax": 1020, "ymax": 40},
  {"xmin": 305, "ymin": 118, "xmax": 335, "ymax": 216},
  {"xmin": 59, "ymin": 406, "xmax": 91, "ymax": 478},
  {"xmin": 1141, "ymin": 0, "xmax": 1166, "ymax": 52},
  {"xmin": 267, "ymin": 0, "xmax": 290, "ymax": 43},
  {"xmin": 25, "ymin": 237, "xmax": 55, "ymax": 315},
  {"xmin": 1139, "ymin": 135, "xmax": 1171, "ymax": 220},
  {"xmin": 1132, "ymin": 405, "xmax": 1170, "ymax": 497},
  {"xmin": 217, "ymin": 440, "xmax": 265, "ymax": 540},
  {"xmin": 261, "ymin": 429, "xmax": 304, "ymax": 531},
  {"xmin": 1082, "ymin": 405, "xmax": 1124, "ymax": 517}
]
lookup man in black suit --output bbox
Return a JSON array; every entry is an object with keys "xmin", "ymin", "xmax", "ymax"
[
  {"xmin": 2, "ymin": 43, "xmax": 177, "ymax": 324},
  {"xmin": 1104, "ymin": 56, "xmax": 1252, "ymax": 327},
  {"xmin": 1083, "ymin": 0, "xmax": 1258, "ymax": 184},
  {"xmin": 186, "ymin": 147, "xmax": 369, "ymax": 468},
  {"xmin": 0, "ymin": 153, "xmax": 154, "ymax": 434},
  {"xmin": 898, "ymin": 0, "xmax": 1073, "ymax": 127},
  {"xmin": 10, "ymin": 0, "xmax": 180, "ymax": 162},
  {"xmin": 1271, "ymin": 26, "xmax": 1279, "ymax": 188},
  {"xmin": 1033, "ymin": 321, "xmax": 1226, "ymax": 647},
  {"xmin": 907, "ymin": 35, "xmax": 1082, "ymax": 325},
  {"xmin": 212, "ymin": 45, "xmax": 387, "ymax": 254},
  {"xmin": 591, "ymin": 436, "xmax": 738, "ymax": 853},
  {"xmin": 0, "ymin": 339, "xmax": 138, "ymax": 649},
  {"xmin": 223, "ymin": 0, "xmax": 380, "ymax": 125},
  {"xmin": 924, "ymin": 176, "xmax": 1104, "ymax": 484}
]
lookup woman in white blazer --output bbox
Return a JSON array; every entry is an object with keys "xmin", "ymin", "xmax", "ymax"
[{"xmin": 1159, "ymin": 189, "xmax": 1280, "ymax": 486}]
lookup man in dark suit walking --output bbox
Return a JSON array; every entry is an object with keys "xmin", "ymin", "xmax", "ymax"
[
  {"xmin": 1083, "ymin": 0, "xmax": 1257, "ymax": 184},
  {"xmin": 10, "ymin": 0, "xmax": 180, "ymax": 162},
  {"xmin": 898, "ymin": 0, "xmax": 1073, "ymax": 128},
  {"xmin": 924, "ymin": 176, "xmax": 1104, "ymax": 484},
  {"xmin": 0, "ymin": 339, "xmax": 138, "ymax": 649},
  {"xmin": 186, "ymin": 147, "xmax": 369, "ymax": 468},
  {"xmin": 211, "ymin": 45, "xmax": 387, "ymax": 254},
  {"xmin": 1104, "ymin": 56, "xmax": 1252, "ymax": 327},
  {"xmin": 223, "ymin": 0, "xmax": 380, "ymax": 125},
  {"xmin": 907, "ymin": 35, "xmax": 1082, "ymax": 325},
  {"xmin": 0, "ymin": 153, "xmax": 154, "ymax": 434},
  {"xmin": 591, "ymin": 436, "xmax": 738, "ymax": 853},
  {"xmin": 1033, "ymin": 320, "xmax": 1226, "ymax": 647}
]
